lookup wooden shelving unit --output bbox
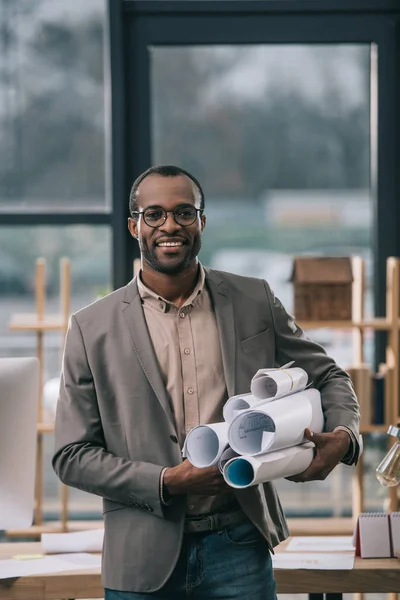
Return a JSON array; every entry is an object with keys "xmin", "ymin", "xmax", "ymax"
[
  {"xmin": 6, "ymin": 257, "xmax": 71, "ymax": 537},
  {"xmin": 298, "ymin": 256, "xmax": 400, "ymax": 520},
  {"xmin": 6, "ymin": 256, "xmax": 400, "ymax": 540}
]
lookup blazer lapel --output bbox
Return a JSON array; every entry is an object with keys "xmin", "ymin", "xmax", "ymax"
[
  {"xmin": 122, "ymin": 279, "xmax": 176, "ymax": 430},
  {"xmin": 205, "ymin": 269, "xmax": 236, "ymax": 398}
]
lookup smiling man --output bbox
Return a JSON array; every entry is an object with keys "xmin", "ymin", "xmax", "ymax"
[{"xmin": 53, "ymin": 165, "xmax": 360, "ymax": 600}]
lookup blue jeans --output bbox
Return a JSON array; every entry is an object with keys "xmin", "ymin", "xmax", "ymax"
[{"xmin": 105, "ymin": 519, "xmax": 277, "ymax": 599}]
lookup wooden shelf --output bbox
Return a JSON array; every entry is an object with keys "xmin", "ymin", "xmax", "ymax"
[
  {"xmin": 6, "ymin": 520, "xmax": 104, "ymax": 538},
  {"xmin": 9, "ymin": 314, "xmax": 393, "ymax": 333},
  {"xmin": 6, "ymin": 256, "xmax": 400, "ymax": 539},
  {"xmin": 7, "ymin": 258, "xmax": 71, "ymax": 531},
  {"xmin": 360, "ymin": 424, "xmax": 389, "ymax": 433},
  {"xmin": 38, "ymin": 422, "xmax": 55, "ymax": 434},
  {"xmin": 287, "ymin": 516, "xmax": 354, "ymax": 536},
  {"xmin": 298, "ymin": 317, "xmax": 394, "ymax": 330},
  {"xmin": 9, "ymin": 313, "xmax": 65, "ymax": 332}
]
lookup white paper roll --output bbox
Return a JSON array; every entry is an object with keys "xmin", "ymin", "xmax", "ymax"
[
  {"xmin": 218, "ymin": 446, "xmax": 240, "ymax": 473},
  {"xmin": 223, "ymin": 442, "xmax": 314, "ymax": 488},
  {"xmin": 184, "ymin": 422, "xmax": 229, "ymax": 468},
  {"xmin": 223, "ymin": 393, "xmax": 261, "ymax": 424},
  {"xmin": 251, "ymin": 367, "xmax": 308, "ymax": 401},
  {"xmin": 228, "ymin": 388, "xmax": 323, "ymax": 457}
]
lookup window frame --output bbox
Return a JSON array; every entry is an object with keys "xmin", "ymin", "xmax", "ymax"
[
  {"xmin": 109, "ymin": 0, "xmax": 400, "ymax": 365},
  {"xmin": 1, "ymin": 0, "xmax": 399, "ymax": 326}
]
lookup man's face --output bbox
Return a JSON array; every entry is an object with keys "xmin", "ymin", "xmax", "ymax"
[{"xmin": 128, "ymin": 174, "xmax": 206, "ymax": 275}]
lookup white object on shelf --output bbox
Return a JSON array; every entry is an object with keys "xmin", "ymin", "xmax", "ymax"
[
  {"xmin": 0, "ymin": 357, "xmax": 39, "ymax": 529},
  {"xmin": 42, "ymin": 377, "xmax": 60, "ymax": 423}
]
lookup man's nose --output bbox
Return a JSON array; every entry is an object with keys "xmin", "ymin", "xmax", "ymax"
[{"xmin": 160, "ymin": 211, "xmax": 182, "ymax": 233}]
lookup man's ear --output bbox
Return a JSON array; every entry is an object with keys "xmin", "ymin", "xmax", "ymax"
[
  {"xmin": 201, "ymin": 215, "xmax": 206, "ymax": 232},
  {"xmin": 128, "ymin": 217, "xmax": 138, "ymax": 239}
]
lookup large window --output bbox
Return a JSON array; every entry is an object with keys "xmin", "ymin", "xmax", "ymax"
[
  {"xmin": 151, "ymin": 43, "xmax": 379, "ymax": 515},
  {"xmin": 0, "ymin": 0, "xmax": 109, "ymax": 519},
  {"xmin": 0, "ymin": 225, "xmax": 111, "ymax": 372},
  {"xmin": 0, "ymin": 0, "xmax": 106, "ymax": 211},
  {"xmin": 151, "ymin": 44, "xmax": 373, "ymax": 366}
]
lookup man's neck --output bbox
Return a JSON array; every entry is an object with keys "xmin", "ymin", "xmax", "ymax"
[{"xmin": 140, "ymin": 261, "xmax": 200, "ymax": 307}]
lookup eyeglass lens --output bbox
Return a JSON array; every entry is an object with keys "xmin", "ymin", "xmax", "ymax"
[{"xmin": 143, "ymin": 206, "xmax": 197, "ymax": 227}]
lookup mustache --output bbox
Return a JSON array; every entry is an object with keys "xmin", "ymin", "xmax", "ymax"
[{"xmin": 154, "ymin": 235, "xmax": 188, "ymax": 245}]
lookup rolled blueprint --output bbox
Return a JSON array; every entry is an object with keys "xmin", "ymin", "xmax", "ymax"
[
  {"xmin": 223, "ymin": 393, "xmax": 261, "ymax": 424},
  {"xmin": 250, "ymin": 366, "xmax": 308, "ymax": 401},
  {"xmin": 222, "ymin": 442, "xmax": 314, "ymax": 488},
  {"xmin": 228, "ymin": 388, "xmax": 323, "ymax": 457},
  {"xmin": 184, "ymin": 422, "xmax": 229, "ymax": 468},
  {"xmin": 218, "ymin": 445, "xmax": 240, "ymax": 473}
]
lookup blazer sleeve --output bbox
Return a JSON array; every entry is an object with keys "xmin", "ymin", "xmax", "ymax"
[
  {"xmin": 263, "ymin": 280, "xmax": 361, "ymax": 465},
  {"xmin": 52, "ymin": 315, "xmax": 167, "ymax": 518}
]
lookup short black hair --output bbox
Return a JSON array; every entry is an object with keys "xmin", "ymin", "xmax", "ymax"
[{"xmin": 129, "ymin": 165, "xmax": 205, "ymax": 217}]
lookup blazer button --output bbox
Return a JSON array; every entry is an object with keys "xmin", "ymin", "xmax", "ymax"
[{"xmin": 170, "ymin": 435, "xmax": 178, "ymax": 443}]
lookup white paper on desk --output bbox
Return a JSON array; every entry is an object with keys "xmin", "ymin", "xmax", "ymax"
[
  {"xmin": 223, "ymin": 443, "xmax": 314, "ymax": 488},
  {"xmin": 0, "ymin": 553, "xmax": 101, "ymax": 580},
  {"xmin": 228, "ymin": 389, "xmax": 323, "ymax": 456},
  {"xmin": 223, "ymin": 393, "xmax": 260, "ymax": 424},
  {"xmin": 183, "ymin": 422, "xmax": 229, "ymax": 468},
  {"xmin": 56, "ymin": 553, "xmax": 102, "ymax": 567},
  {"xmin": 272, "ymin": 552, "xmax": 355, "ymax": 570},
  {"xmin": 286, "ymin": 536, "xmax": 355, "ymax": 552},
  {"xmin": 251, "ymin": 366, "xmax": 308, "ymax": 401},
  {"xmin": 42, "ymin": 528, "xmax": 104, "ymax": 554}
]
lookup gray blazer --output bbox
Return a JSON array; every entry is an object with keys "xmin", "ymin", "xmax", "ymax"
[{"xmin": 53, "ymin": 268, "xmax": 360, "ymax": 593}]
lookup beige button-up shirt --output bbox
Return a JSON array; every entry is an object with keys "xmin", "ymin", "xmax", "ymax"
[{"xmin": 137, "ymin": 264, "xmax": 237, "ymax": 515}]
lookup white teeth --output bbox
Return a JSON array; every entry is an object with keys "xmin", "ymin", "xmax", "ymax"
[{"xmin": 158, "ymin": 242, "xmax": 183, "ymax": 247}]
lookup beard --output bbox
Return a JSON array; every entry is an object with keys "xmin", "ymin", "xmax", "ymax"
[{"xmin": 139, "ymin": 233, "xmax": 202, "ymax": 275}]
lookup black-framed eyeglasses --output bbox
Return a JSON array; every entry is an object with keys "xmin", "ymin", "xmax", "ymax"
[{"xmin": 132, "ymin": 205, "xmax": 203, "ymax": 228}]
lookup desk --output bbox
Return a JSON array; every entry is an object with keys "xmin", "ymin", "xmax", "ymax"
[
  {"xmin": 0, "ymin": 541, "xmax": 399, "ymax": 599},
  {"xmin": 287, "ymin": 517, "xmax": 354, "ymax": 537}
]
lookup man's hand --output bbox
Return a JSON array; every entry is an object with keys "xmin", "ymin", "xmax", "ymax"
[
  {"xmin": 163, "ymin": 459, "xmax": 229, "ymax": 496},
  {"xmin": 287, "ymin": 428, "xmax": 351, "ymax": 483}
]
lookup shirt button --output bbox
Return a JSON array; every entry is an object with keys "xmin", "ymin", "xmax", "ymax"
[
  {"xmin": 187, "ymin": 388, "xmax": 194, "ymax": 395},
  {"xmin": 189, "ymin": 505, "xmax": 195, "ymax": 510},
  {"xmin": 179, "ymin": 312, "xmax": 185, "ymax": 318},
  {"xmin": 184, "ymin": 348, "xmax": 190, "ymax": 355}
]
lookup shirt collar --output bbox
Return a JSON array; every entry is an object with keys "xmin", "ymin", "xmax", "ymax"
[{"xmin": 137, "ymin": 263, "xmax": 205, "ymax": 312}]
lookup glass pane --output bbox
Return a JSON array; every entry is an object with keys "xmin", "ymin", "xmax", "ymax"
[
  {"xmin": 0, "ymin": 224, "xmax": 111, "ymax": 518},
  {"xmin": 0, "ymin": 0, "xmax": 107, "ymax": 211},
  {"xmin": 151, "ymin": 44, "xmax": 380, "ymax": 516}
]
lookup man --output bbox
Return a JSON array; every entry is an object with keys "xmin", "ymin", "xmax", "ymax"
[{"xmin": 53, "ymin": 165, "xmax": 360, "ymax": 599}]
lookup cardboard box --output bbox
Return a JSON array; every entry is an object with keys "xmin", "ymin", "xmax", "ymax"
[{"xmin": 291, "ymin": 256, "xmax": 353, "ymax": 321}]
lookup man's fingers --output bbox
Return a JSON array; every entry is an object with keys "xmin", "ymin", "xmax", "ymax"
[{"xmin": 304, "ymin": 428, "xmax": 326, "ymax": 447}]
